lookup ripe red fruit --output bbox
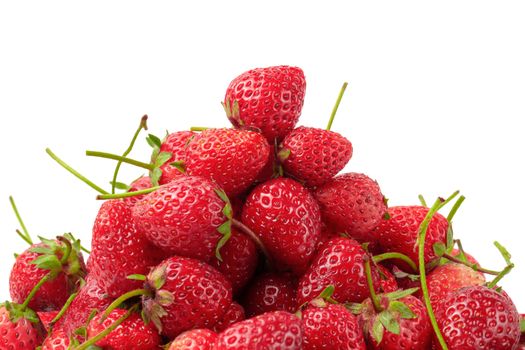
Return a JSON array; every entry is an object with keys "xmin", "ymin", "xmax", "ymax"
[
  {"xmin": 123, "ymin": 176, "xmax": 152, "ymax": 207},
  {"xmin": 433, "ymin": 285, "xmax": 521, "ymax": 349},
  {"xmin": 88, "ymin": 200, "xmax": 158, "ymax": 298},
  {"xmin": 209, "ymin": 228, "xmax": 258, "ymax": 295},
  {"xmin": 87, "ymin": 309, "xmax": 161, "ymax": 350},
  {"xmin": 41, "ymin": 329, "xmax": 72, "ymax": 350},
  {"xmin": 375, "ymin": 206, "xmax": 449, "ymax": 270},
  {"xmin": 302, "ymin": 302, "xmax": 366, "ymax": 350},
  {"xmin": 185, "ymin": 128, "xmax": 270, "ymax": 197},
  {"xmin": 169, "ymin": 329, "xmax": 218, "ymax": 350},
  {"xmin": 279, "ymin": 126, "xmax": 353, "ymax": 187},
  {"xmin": 313, "ymin": 173, "xmax": 387, "ymax": 243},
  {"xmin": 155, "ymin": 131, "xmax": 195, "ymax": 185},
  {"xmin": 242, "ymin": 272, "xmax": 298, "ymax": 318},
  {"xmin": 0, "ymin": 304, "xmax": 42, "ymax": 349},
  {"xmin": 216, "ymin": 310, "xmax": 303, "ymax": 349},
  {"xmin": 377, "ymin": 264, "xmax": 399, "ymax": 293},
  {"xmin": 141, "ymin": 256, "xmax": 232, "ymax": 339},
  {"xmin": 224, "ymin": 65, "xmax": 306, "ymax": 142},
  {"xmin": 212, "ymin": 302, "xmax": 245, "ymax": 333},
  {"xmin": 297, "ymin": 237, "xmax": 382, "ymax": 306},
  {"xmin": 132, "ymin": 176, "xmax": 229, "ymax": 262},
  {"xmin": 37, "ymin": 310, "xmax": 58, "ymax": 332},
  {"xmin": 242, "ymin": 178, "xmax": 321, "ymax": 274}
]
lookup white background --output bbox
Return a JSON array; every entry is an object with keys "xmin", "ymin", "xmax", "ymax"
[{"xmin": 0, "ymin": 1, "xmax": 523, "ymax": 311}]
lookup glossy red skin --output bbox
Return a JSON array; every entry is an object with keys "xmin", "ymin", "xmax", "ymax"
[
  {"xmin": 303, "ymin": 303, "xmax": 366, "ymax": 350},
  {"xmin": 169, "ymin": 329, "xmax": 218, "ymax": 350},
  {"xmin": 38, "ymin": 310, "xmax": 59, "ymax": 332},
  {"xmin": 132, "ymin": 176, "xmax": 227, "ymax": 262},
  {"xmin": 297, "ymin": 237, "xmax": 382, "ymax": 306},
  {"xmin": 280, "ymin": 126, "xmax": 353, "ymax": 187},
  {"xmin": 0, "ymin": 306, "xmax": 41, "ymax": 349},
  {"xmin": 224, "ymin": 65, "xmax": 306, "ymax": 143},
  {"xmin": 123, "ymin": 176, "xmax": 152, "ymax": 207},
  {"xmin": 255, "ymin": 144, "xmax": 277, "ymax": 183},
  {"xmin": 10, "ymin": 243, "xmax": 72, "ymax": 311},
  {"xmin": 41, "ymin": 329, "xmax": 71, "ymax": 350},
  {"xmin": 362, "ymin": 295, "xmax": 432, "ymax": 350},
  {"xmin": 434, "ymin": 286, "xmax": 521, "ymax": 350},
  {"xmin": 242, "ymin": 272, "xmax": 298, "ymax": 318},
  {"xmin": 212, "ymin": 302, "xmax": 246, "ymax": 333},
  {"xmin": 88, "ymin": 200, "xmax": 158, "ymax": 298},
  {"xmin": 377, "ymin": 264, "xmax": 399, "ymax": 293},
  {"xmin": 420, "ymin": 262, "xmax": 485, "ymax": 310},
  {"xmin": 142, "ymin": 256, "xmax": 232, "ymax": 339},
  {"xmin": 242, "ymin": 178, "xmax": 321, "ymax": 275},
  {"xmin": 88, "ymin": 309, "xmax": 161, "ymax": 350},
  {"xmin": 209, "ymin": 228, "xmax": 258, "ymax": 295},
  {"xmin": 314, "ymin": 173, "xmax": 387, "ymax": 243},
  {"xmin": 314, "ymin": 224, "xmax": 340, "ymax": 253},
  {"xmin": 216, "ymin": 310, "xmax": 303, "ymax": 350},
  {"xmin": 157, "ymin": 131, "xmax": 195, "ymax": 185},
  {"xmin": 375, "ymin": 206, "xmax": 449, "ymax": 270},
  {"xmin": 185, "ymin": 128, "xmax": 270, "ymax": 197},
  {"xmin": 54, "ymin": 276, "xmax": 112, "ymax": 335}
]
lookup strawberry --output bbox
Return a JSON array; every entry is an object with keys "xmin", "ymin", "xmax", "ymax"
[
  {"xmin": 297, "ymin": 237, "xmax": 382, "ymax": 306},
  {"xmin": 132, "ymin": 176, "xmax": 230, "ymax": 262},
  {"xmin": 123, "ymin": 175, "xmax": 152, "ymax": 207},
  {"xmin": 185, "ymin": 128, "xmax": 270, "ymax": 197},
  {"xmin": 313, "ymin": 172, "xmax": 387, "ymax": 243},
  {"xmin": 433, "ymin": 285, "xmax": 521, "ymax": 349},
  {"xmin": 375, "ymin": 206, "xmax": 449, "ymax": 270},
  {"xmin": 216, "ymin": 310, "xmax": 303, "ymax": 349},
  {"xmin": 88, "ymin": 200, "xmax": 158, "ymax": 298},
  {"xmin": 377, "ymin": 264, "xmax": 399, "ymax": 293},
  {"xmin": 212, "ymin": 302, "xmax": 245, "ymax": 333},
  {"xmin": 314, "ymin": 223, "xmax": 339, "ymax": 253},
  {"xmin": 0, "ymin": 303, "xmax": 42, "ymax": 350},
  {"xmin": 209, "ymin": 228, "xmax": 258, "ymax": 295},
  {"xmin": 278, "ymin": 126, "xmax": 353, "ymax": 187},
  {"xmin": 242, "ymin": 272, "xmax": 298, "ymax": 318},
  {"xmin": 242, "ymin": 178, "xmax": 321, "ymax": 274},
  {"xmin": 140, "ymin": 255, "xmax": 232, "ymax": 339},
  {"xmin": 37, "ymin": 310, "xmax": 58, "ymax": 332},
  {"xmin": 9, "ymin": 236, "xmax": 86, "ymax": 311},
  {"xmin": 224, "ymin": 65, "xmax": 306, "ymax": 143},
  {"xmin": 87, "ymin": 308, "xmax": 161, "ymax": 350},
  {"xmin": 152, "ymin": 130, "xmax": 195, "ymax": 185},
  {"xmin": 169, "ymin": 329, "xmax": 218, "ymax": 350},
  {"xmin": 41, "ymin": 329, "xmax": 73, "ymax": 350}
]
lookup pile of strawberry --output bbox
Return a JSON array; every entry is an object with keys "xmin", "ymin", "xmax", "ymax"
[{"xmin": 2, "ymin": 65, "xmax": 524, "ymax": 350}]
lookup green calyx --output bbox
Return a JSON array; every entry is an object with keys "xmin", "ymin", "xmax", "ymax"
[
  {"xmin": 222, "ymin": 99, "xmax": 243, "ymax": 126},
  {"xmin": 2, "ymin": 300, "xmax": 39, "ymax": 324},
  {"xmin": 214, "ymin": 188, "xmax": 233, "ymax": 262},
  {"xmin": 29, "ymin": 235, "xmax": 85, "ymax": 278}
]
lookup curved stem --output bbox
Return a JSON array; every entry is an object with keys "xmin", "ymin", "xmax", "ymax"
[
  {"xmin": 231, "ymin": 219, "xmax": 272, "ymax": 265},
  {"xmin": 419, "ymin": 198, "xmax": 449, "ymax": 350},
  {"xmin": 111, "ymin": 115, "xmax": 148, "ymax": 194},
  {"xmin": 21, "ymin": 271, "xmax": 55, "ymax": 310},
  {"xmin": 190, "ymin": 126, "xmax": 209, "ymax": 131},
  {"xmin": 418, "ymin": 194, "xmax": 427, "ymax": 207},
  {"xmin": 102, "ymin": 289, "xmax": 149, "ymax": 320},
  {"xmin": 487, "ymin": 263, "xmax": 514, "ymax": 288},
  {"xmin": 50, "ymin": 292, "xmax": 78, "ymax": 326},
  {"xmin": 86, "ymin": 151, "xmax": 154, "ymax": 170},
  {"xmin": 373, "ymin": 252, "xmax": 418, "ymax": 273},
  {"xmin": 97, "ymin": 187, "xmax": 159, "ymax": 200},
  {"xmin": 364, "ymin": 255, "xmax": 382, "ymax": 313},
  {"xmin": 442, "ymin": 253, "xmax": 499, "ymax": 275},
  {"xmin": 46, "ymin": 148, "xmax": 108, "ymax": 195},
  {"xmin": 326, "ymin": 82, "xmax": 348, "ymax": 131},
  {"xmin": 57, "ymin": 236, "xmax": 72, "ymax": 265},
  {"xmin": 9, "ymin": 196, "xmax": 33, "ymax": 245},
  {"xmin": 446, "ymin": 195, "xmax": 465, "ymax": 223}
]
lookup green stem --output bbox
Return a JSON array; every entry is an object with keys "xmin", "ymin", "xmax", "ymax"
[
  {"xmin": 326, "ymin": 82, "xmax": 348, "ymax": 131},
  {"xmin": 50, "ymin": 292, "xmax": 78, "ymax": 326},
  {"xmin": 190, "ymin": 126, "xmax": 209, "ymax": 131},
  {"xmin": 418, "ymin": 194, "xmax": 427, "ymax": 207},
  {"xmin": 446, "ymin": 195, "xmax": 465, "ymax": 223},
  {"xmin": 9, "ymin": 196, "xmax": 33, "ymax": 245},
  {"xmin": 86, "ymin": 150, "xmax": 153, "ymax": 170},
  {"xmin": 418, "ymin": 198, "xmax": 449, "ymax": 350},
  {"xmin": 364, "ymin": 255, "xmax": 382, "ymax": 313},
  {"xmin": 73, "ymin": 305, "xmax": 137, "ymax": 350},
  {"xmin": 487, "ymin": 263, "xmax": 515, "ymax": 288},
  {"xmin": 46, "ymin": 148, "xmax": 108, "ymax": 195},
  {"xmin": 97, "ymin": 187, "xmax": 159, "ymax": 200},
  {"xmin": 57, "ymin": 236, "xmax": 72, "ymax": 264},
  {"xmin": 437, "ymin": 191, "xmax": 459, "ymax": 210},
  {"xmin": 441, "ymin": 253, "xmax": 499, "ymax": 275},
  {"xmin": 373, "ymin": 252, "xmax": 418, "ymax": 273},
  {"xmin": 103, "ymin": 289, "xmax": 149, "ymax": 320},
  {"xmin": 111, "ymin": 115, "xmax": 148, "ymax": 194},
  {"xmin": 16, "ymin": 229, "xmax": 33, "ymax": 246},
  {"xmin": 21, "ymin": 271, "xmax": 55, "ymax": 310}
]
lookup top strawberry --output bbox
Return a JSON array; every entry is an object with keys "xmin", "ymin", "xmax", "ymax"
[{"xmin": 224, "ymin": 66, "xmax": 306, "ymax": 143}]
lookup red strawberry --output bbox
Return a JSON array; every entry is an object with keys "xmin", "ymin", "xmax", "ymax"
[
  {"xmin": 0, "ymin": 304, "xmax": 42, "ymax": 350},
  {"xmin": 421, "ymin": 262, "xmax": 485, "ymax": 310},
  {"xmin": 302, "ymin": 301, "xmax": 366, "ymax": 350},
  {"xmin": 169, "ymin": 329, "xmax": 218, "ymax": 350},
  {"xmin": 375, "ymin": 206, "xmax": 449, "ymax": 270},
  {"xmin": 297, "ymin": 237, "xmax": 382, "ymax": 306},
  {"xmin": 141, "ymin": 256, "xmax": 232, "ymax": 339},
  {"xmin": 216, "ymin": 310, "xmax": 303, "ymax": 349},
  {"xmin": 212, "ymin": 302, "xmax": 245, "ymax": 333},
  {"xmin": 255, "ymin": 143, "xmax": 277, "ymax": 183},
  {"xmin": 41, "ymin": 329, "xmax": 73, "ymax": 350},
  {"xmin": 88, "ymin": 200, "xmax": 158, "ymax": 298},
  {"xmin": 209, "ymin": 228, "xmax": 258, "ymax": 295},
  {"xmin": 224, "ymin": 65, "xmax": 306, "ymax": 143},
  {"xmin": 132, "ymin": 176, "xmax": 229, "ymax": 262},
  {"xmin": 377, "ymin": 264, "xmax": 399, "ymax": 293},
  {"xmin": 123, "ymin": 175, "xmax": 152, "ymax": 207},
  {"xmin": 313, "ymin": 173, "xmax": 387, "ymax": 243},
  {"xmin": 154, "ymin": 131, "xmax": 195, "ymax": 185},
  {"xmin": 433, "ymin": 285, "xmax": 521, "ymax": 349},
  {"xmin": 314, "ymin": 224, "xmax": 340, "ymax": 253},
  {"xmin": 450, "ymin": 247, "xmax": 479, "ymax": 266},
  {"xmin": 9, "ymin": 237, "xmax": 85, "ymax": 311},
  {"xmin": 87, "ymin": 308, "xmax": 161, "ymax": 350},
  {"xmin": 37, "ymin": 310, "xmax": 58, "ymax": 332},
  {"xmin": 242, "ymin": 272, "xmax": 298, "ymax": 318},
  {"xmin": 279, "ymin": 126, "xmax": 353, "ymax": 187},
  {"xmin": 242, "ymin": 178, "xmax": 321, "ymax": 274},
  {"xmin": 185, "ymin": 128, "xmax": 270, "ymax": 197}
]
